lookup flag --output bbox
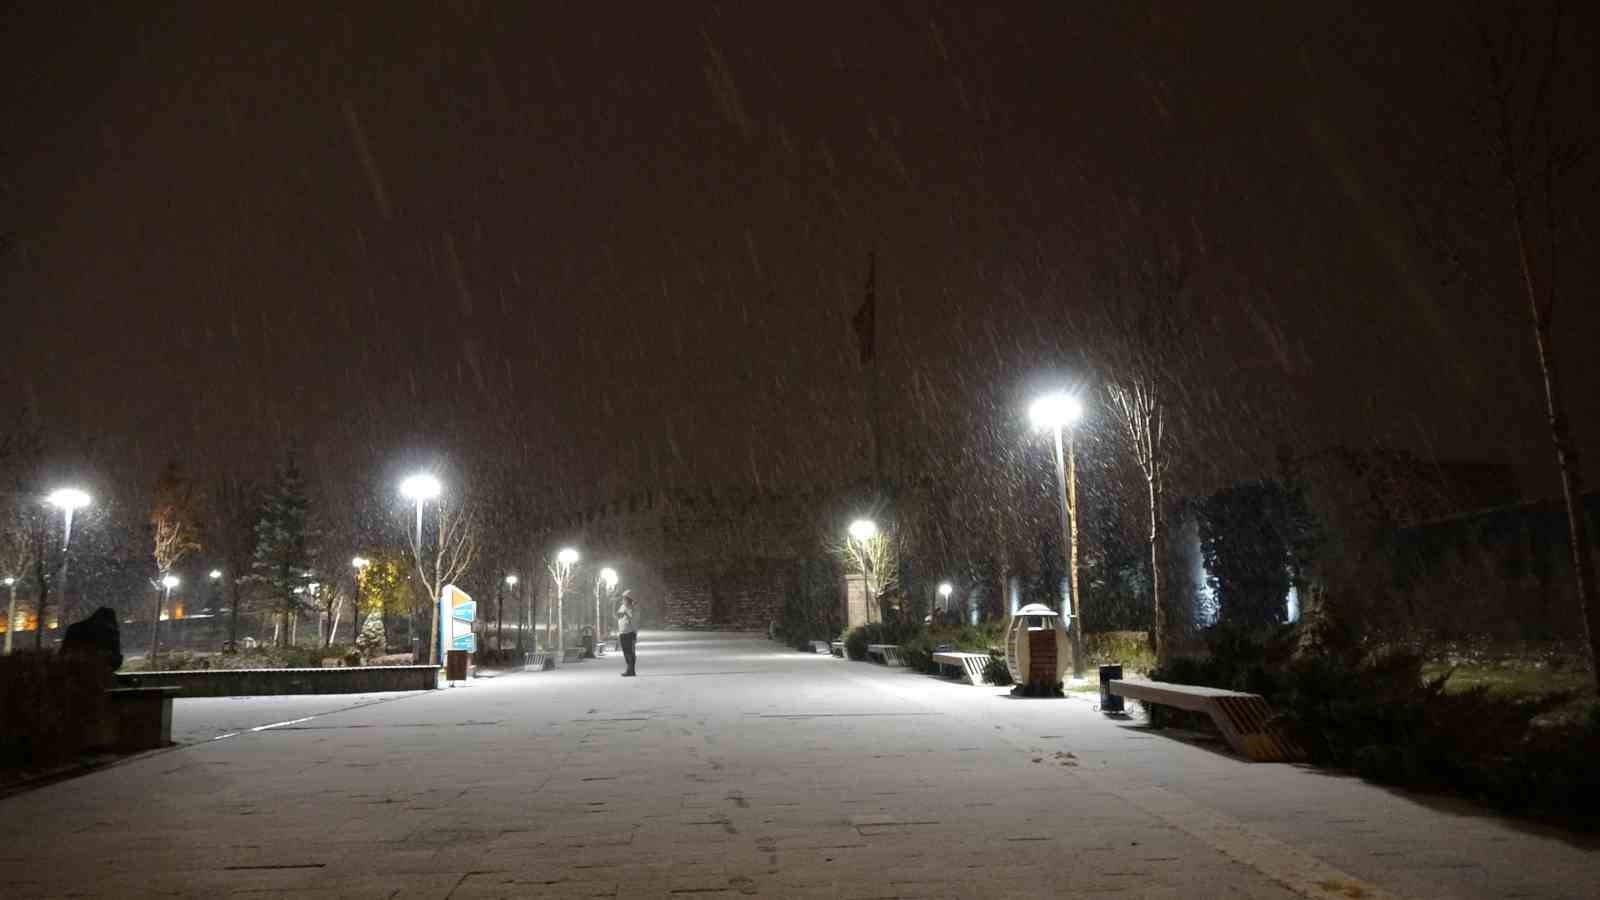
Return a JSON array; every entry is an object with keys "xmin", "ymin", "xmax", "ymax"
[{"xmin": 852, "ymin": 253, "xmax": 876, "ymax": 365}]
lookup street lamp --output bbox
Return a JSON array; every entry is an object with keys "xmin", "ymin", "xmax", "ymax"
[
  {"xmin": 550, "ymin": 548, "xmax": 579, "ymax": 661},
  {"xmin": 1028, "ymin": 390, "xmax": 1086, "ymax": 678},
  {"xmin": 3, "ymin": 576, "xmax": 17, "ymax": 655},
  {"xmin": 42, "ymin": 487, "xmax": 91, "ymax": 650},
  {"xmin": 938, "ymin": 581, "xmax": 954, "ymax": 622},
  {"xmin": 349, "ymin": 557, "xmax": 370, "ymax": 645},
  {"xmin": 596, "ymin": 567, "xmax": 618, "ymax": 642},
  {"xmin": 848, "ymin": 519, "xmax": 878, "ymax": 625},
  {"xmin": 504, "ymin": 574, "xmax": 520, "ymax": 651},
  {"xmin": 399, "ymin": 473, "xmax": 442, "ymax": 551},
  {"xmin": 150, "ymin": 573, "xmax": 180, "ymax": 665}
]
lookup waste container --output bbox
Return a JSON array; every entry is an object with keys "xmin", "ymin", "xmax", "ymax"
[
  {"xmin": 581, "ymin": 633, "xmax": 596, "ymax": 659},
  {"xmin": 1099, "ymin": 664, "xmax": 1124, "ymax": 713},
  {"xmin": 445, "ymin": 649, "xmax": 470, "ymax": 683}
]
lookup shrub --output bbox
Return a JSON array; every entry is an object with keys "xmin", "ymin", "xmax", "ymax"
[
  {"xmin": 982, "ymin": 652, "xmax": 1013, "ymax": 686},
  {"xmin": 0, "ymin": 651, "xmax": 114, "ymax": 770},
  {"xmin": 368, "ymin": 653, "xmax": 415, "ymax": 667},
  {"xmin": 1082, "ymin": 631, "xmax": 1156, "ymax": 674}
]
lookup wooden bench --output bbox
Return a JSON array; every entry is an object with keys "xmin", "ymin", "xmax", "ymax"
[
  {"xmin": 1108, "ymin": 679, "xmax": 1303, "ymax": 762},
  {"xmin": 866, "ymin": 644, "xmax": 905, "ymax": 666},
  {"xmin": 104, "ymin": 686, "xmax": 179, "ymax": 751},
  {"xmin": 810, "ymin": 640, "xmax": 831, "ymax": 654},
  {"xmin": 931, "ymin": 651, "xmax": 991, "ymax": 685},
  {"xmin": 829, "ymin": 641, "xmax": 844, "ymax": 658}
]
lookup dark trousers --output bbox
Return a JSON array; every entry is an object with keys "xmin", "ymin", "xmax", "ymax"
[{"xmin": 620, "ymin": 631, "xmax": 637, "ymax": 673}]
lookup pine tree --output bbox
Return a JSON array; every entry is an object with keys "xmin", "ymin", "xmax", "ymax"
[
  {"xmin": 355, "ymin": 610, "xmax": 386, "ymax": 661},
  {"xmin": 249, "ymin": 455, "xmax": 319, "ymax": 647}
]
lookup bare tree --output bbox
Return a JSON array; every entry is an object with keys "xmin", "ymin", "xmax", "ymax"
[
  {"xmin": 0, "ymin": 501, "xmax": 34, "ymax": 653},
  {"xmin": 148, "ymin": 462, "xmax": 203, "ymax": 664},
  {"xmin": 208, "ymin": 474, "xmax": 261, "ymax": 650},
  {"xmin": 1465, "ymin": 3, "xmax": 1598, "ymax": 690},
  {"xmin": 1092, "ymin": 245, "xmax": 1192, "ymax": 665},
  {"xmin": 410, "ymin": 499, "xmax": 479, "ymax": 665}
]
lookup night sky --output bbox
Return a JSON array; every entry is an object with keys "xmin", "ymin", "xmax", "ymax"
[{"xmin": 4, "ymin": 2, "xmax": 1596, "ymax": 517}]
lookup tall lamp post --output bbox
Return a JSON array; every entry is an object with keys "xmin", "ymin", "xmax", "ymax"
[
  {"xmin": 550, "ymin": 548, "xmax": 579, "ymax": 662},
  {"xmin": 848, "ymin": 519, "xmax": 878, "ymax": 625},
  {"xmin": 151, "ymin": 573, "xmax": 179, "ymax": 665},
  {"xmin": 208, "ymin": 569, "xmax": 223, "ymax": 616},
  {"xmin": 503, "ymin": 574, "xmax": 518, "ymax": 651},
  {"xmin": 938, "ymin": 581, "xmax": 953, "ymax": 623},
  {"xmin": 596, "ymin": 567, "xmax": 618, "ymax": 643},
  {"xmin": 351, "ymin": 557, "xmax": 369, "ymax": 645},
  {"xmin": 399, "ymin": 474, "xmax": 441, "ymax": 661},
  {"xmin": 1029, "ymin": 391, "xmax": 1086, "ymax": 678},
  {"xmin": 4, "ymin": 576, "xmax": 18, "ymax": 654},
  {"xmin": 43, "ymin": 487, "xmax": 91, "ymax": 649}
]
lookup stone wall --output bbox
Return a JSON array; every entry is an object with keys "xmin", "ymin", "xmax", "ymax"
[{"xmin": 116, "ymin": 665, "xmax": 439, "ymax": 697}]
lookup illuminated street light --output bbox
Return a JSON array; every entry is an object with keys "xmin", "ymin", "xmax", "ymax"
[
  {"xmin": 558, "ymin": 547, "xmax": 579, "ymax": 566},
  {"xmin": 162, "ymin": 574, "xmax": 180, "ymax": 589},
  {"xmin": 351, "ymin": 556, "xmax": 370, "ymax": 570},
  {"xmin": 399, "ymin": 473, "xmax": 442, "ymax": 552},
  {"xmin": 40, "ymin": 486, "xmax": 91, "ymax": 651},
  {"xmin": 210, "ymin": 569, "xmax": 222, "ymax": 580},
  {"xmin": 3, "ymin": 575, "xmax": 17, "ymax": 655},
  {"xmin": 848, "ymin": 519, "xmax": 879, "ymax": 624},
  {"xmin": 1029, "ymin": 389, "xmax": 1086, "ymax": 678},
  {"xmin": 149, "ymin": 573, "xmax": 181, "ymax": 664},
  {"xmin": 504, "ymin": 574, "xmax": 518, "ymax": 586}
]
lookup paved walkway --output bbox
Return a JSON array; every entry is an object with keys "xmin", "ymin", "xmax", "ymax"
[{"xmin": 2, "ymin": 632, "xmax": 1595, "ymax": 898}]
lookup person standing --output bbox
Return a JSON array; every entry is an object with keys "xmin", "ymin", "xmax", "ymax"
[{"xmin": 616, "ymin": 590, "xmax": 638, "ymax": 677}]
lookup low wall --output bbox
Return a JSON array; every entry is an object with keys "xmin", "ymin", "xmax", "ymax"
[{"xmin": 116, "ymin": 665, "xmax": 438, "ymax": 698}]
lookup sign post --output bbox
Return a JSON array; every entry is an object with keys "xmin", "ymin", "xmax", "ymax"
[{"xmin": 439, "ymin": 584, "xmax": 476, "ymax": 683}]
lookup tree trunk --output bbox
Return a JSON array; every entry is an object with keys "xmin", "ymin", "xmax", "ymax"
[
  {"xmin": 425, "ymin": 597, "xmax": 438, "ymax": 666},
  {"xmin": 1515, "ymin": 192, "xmax": 1599, "ymax": 693},
  {"xmin": 228, "ymin": 577, "xmax": 242, "ymax": 649},
  {"xmin": 32, "ymin": 554, "xmax": 51, "ymax": 651},
  {"xmin": 150, "ymin": 586, "xmax": 164, "ymax": 666},
  {"xmin": 1149, "ymin": 472, "xmax": 1169, "ymax": 665}
]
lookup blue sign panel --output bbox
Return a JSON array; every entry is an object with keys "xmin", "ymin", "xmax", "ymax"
[
  {"xmin": 451, "ymin": 600, "xmax": 476, "ymax": 623},
  {"xmin": 451, "ymin": 633, "xmax": 476, "ymax": 652}
]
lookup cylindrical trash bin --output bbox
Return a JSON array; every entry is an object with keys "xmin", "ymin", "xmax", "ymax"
[
  {"xmin": 445, "ymin": 649, "xmax": 470, "ymax": 683},
  {"xmin": 581, "ymin": 634, "xmax": 596, "ymax": 659},
  {"xmin": 1099, "ymin": 664, "xmax": 1124, "ymax": 713}
]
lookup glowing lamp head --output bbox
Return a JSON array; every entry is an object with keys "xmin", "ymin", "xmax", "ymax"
[
  {"xmin": 1028, "ymin": 392, "xmax": 1083, "ymax": 431},
  {"xmin": 938, "ymin": 582, "xmax": 953, "ymax": 598},
  {"xmin": 600, "ymin": 567, "xmax": 619, "ymax": 589},
  {"xmin": 161, "ymin": 574, "xmax": 180, "ymax": 589},
  {"xmin": 557, "ymin": 547, "xmax": 580, "ymax": 566},
  {"xmin": 46, "ymin": 488, "xmax": 91, "ymax": 511},
  {"xmin": 209, "ymin": 569, "xmax": 223, "ymax": 580},
  {"xmin": 399, "ymin": 473, "xmax": 442, "ymax": 502},
  {"xmin": 4, "ymin": 577, "xmax": 15, "ymax": 586},
  {"xmin": 351, "ymin": 556, "xmax": 370, "ymax": 570},
  {"xmin": 848, "ymin": 519, "xmax": 878, "ymax": 542},
  {"xmin": 504, "ymin": 574, "xmax": 519, "ymax": 586}
]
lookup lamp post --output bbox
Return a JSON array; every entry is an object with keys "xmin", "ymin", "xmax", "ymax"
[
  {"xmin": 399, "ymin": 474, "xmax": 442, "ymax": 552},
  {"xmin": 351, "ymin": 557, "xmax": 369, "ymax": 645},
  {"xmin": 938, "ymin": 581, "xmax": 954, "ymax": 623},
  {"xmin": 43, "ymin": 487, "xmax": 91, "ymax": 650},
  {"xmin": 207, "ymin": 568, "xmax": 222, "ymax": 617},
  {"xmin": 1028, "ymin": 390, "xmax": 1086, "ymax": 678},
  {"xmin": 151, "ymin": 573, "xmax": 179, "ymax": 665},
  {"xmin": 4, "ymin": 576, "xmax": 17, "ymax": 654},
  {"xmin": 502, "ymin": 573, "xmax": 517, "ymax": 651},
  {"xmin": 596, "ymin": 567, "xmax": 618, "ymax": 642},
  {"xmin": 551, "ymin": 548, "xmax": 579, "ymax": 662},
  {"xmin": 848, "ymin": 519, "xmax": 878, "ymax": 625}
]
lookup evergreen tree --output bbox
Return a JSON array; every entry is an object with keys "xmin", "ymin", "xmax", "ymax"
[
  {"xmin": 249, "ymin": 455, "xmax": 319, "ymax": 646},
  {"xmin": 355, "ymin": 610, "xmax": 386, "ymax": 661}
]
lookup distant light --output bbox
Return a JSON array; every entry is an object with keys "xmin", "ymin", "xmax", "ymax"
[
  {"xmin": 209, "ymin": 569, "xmax": 223, "ymax": 580},
  {"xmin": 308, "ymin": 582, "xmax": 319, "ymax": 592},
  {"xmin": 504, "ymin": 574, "xmax": 519, "ymax": 586},
  {"xmin": 600, "ymin": 567, "xmax": 619, "ymax": 589},
  {"xmin": 162, "ymin": 574, "xmax": 180, "ymax": 589},
  {"xmin": 557, "ymin": 547, "xmax": 580, "ymax": 565},
  {"xmin": 46, "ymin": 488, "xmax": 91, "ymax": 511},
  {"xmin": 399, "ymin": 473, "xmax": 442, "ymax": 501},
  {"xmin": 293, "ymin": 587, "xmax": 305, "ymax": 595},
  {"xmin": 3, "ymin": 577, "xmax": 14, "ymax": 587},
  {"xmin": 1028, "ymin": 392, "xmax": 1083, "ymax": 431},
  {"xmin": 848, "ymin": 519, "xmax": 878, "ymax": 542},
  {"xmin": 938, "ymin": 582, "xmax": 953, "ymax": 598},
  {"xmin": 351, "ymin": 556, "xmax": 370, "ymax": 569}
]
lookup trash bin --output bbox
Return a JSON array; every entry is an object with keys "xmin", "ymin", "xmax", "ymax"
[
  {"xmin": 581, "ymin": 633, "xmax": 596, "ymax": 659},
  {"xmin": 1099, "ymin": 664, "xmax": 1124, "ymax": 713},
  {"xmin": 445, "ymin": 649, "xmax": 470, "ymax": 683}
]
